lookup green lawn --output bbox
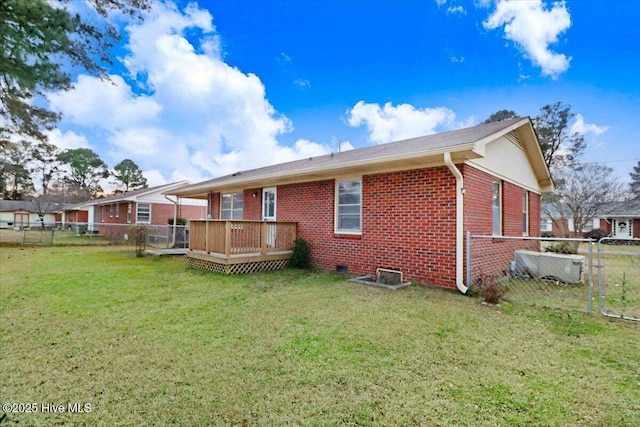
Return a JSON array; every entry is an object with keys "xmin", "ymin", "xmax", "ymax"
[{"xmin": 1, "ymin": 246, "xmax": 638, "ymax": 426}]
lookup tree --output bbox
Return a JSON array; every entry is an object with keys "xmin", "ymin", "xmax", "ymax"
[
  {"xmin": 0, "ymin": 0, "xmax": 150, "ymax": 142},
  {"xmin": 57, "ymin": 148, "xmax": 109, "ymax": 198},
  {"xmin": 533, "ymin": 102, "xmax": 586, "ymax": 174},
  {"xmin": 543, "ymin": 163, "xmax": 624, "ymax": 238},
  {"xmin": 112, "ymin": 159, "xmax": 148, "ymax": 192},
  {"xmin": 30, "ymin": 141, "xmax": 60, "ymax": 195},
  {"xmin": 483, "ymin": 109, "xmax": 519, "ymax": 124},
  {"xmin": 0, "ymin": 140, "xmax": 33, "ymax": 199},
  {"xmin": 629, "ymin": 160, "xmax": 640, "ymax": 199}
]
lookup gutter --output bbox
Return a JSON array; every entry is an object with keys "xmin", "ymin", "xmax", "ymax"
[
  {"xmin": 444, "ymin": 152, "xmax": 468, "ymax": 294},
  {"xmin": 164, "ymin": 194, "xmax": 178, "ymax": 248}
]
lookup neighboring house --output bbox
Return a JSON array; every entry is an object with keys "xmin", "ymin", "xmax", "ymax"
[
  {"xmin": 541, "ymin": 199, "xmax": 640, "ymax": 239},
  {"xmin": 64, "ymin": 181, "xmax": 207, "ymax": 237},
  {"xmin": 0, "ymin": 200, "xmax": 66, "ymax": 229},
  {"xmin": 600, "ymin": 199, "xmax": 640, "ymax": 239},
  {"xmin": 171, "ymin": 117, "xmax": 553, "ymax": 292}
]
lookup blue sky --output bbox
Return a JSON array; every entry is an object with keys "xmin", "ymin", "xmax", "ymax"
[{"xmin": 46, "ymin": 0, "xmax": 640, "ymax": 189}]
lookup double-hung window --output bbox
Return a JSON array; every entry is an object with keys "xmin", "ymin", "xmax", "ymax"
[
  {"xmin": 136, "ymin": 203, "xmax": 151, "ymax": 223},
  {"xmin": 221, "ymin": 192, "xmax": 244, "ymax": 220},
  {"xmin": 492, "ymin": 180, "xmax": 502, "ymax": 236},
  {"xmin": 336, "ymin": 179, "xmax": 362, "ymax": 234},
  {"xmin": 522, "ymin": 191, "xmax": 529, "ymax": 236}
]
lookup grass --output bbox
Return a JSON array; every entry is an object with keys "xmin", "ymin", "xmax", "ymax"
[{"xmin": 1, "ymin": 246, "xmax": 639, "ymax": 426}]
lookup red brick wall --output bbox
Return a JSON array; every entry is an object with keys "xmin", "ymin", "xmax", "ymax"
[
  {"xmin": 462, "ymin": 165, "xmax": 541, "ymax": 283},
  {"xmin": 274, "ymin": 167, "xmax": 459, "ymax": 288},
  {"xmin": 203, "ymin": 164, "xmax": 543, "ymax": 290}
]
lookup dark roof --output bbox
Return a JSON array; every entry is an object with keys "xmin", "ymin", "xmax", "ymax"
[
  {"xmin": 0, "ymin": 200, "xmax": 69, "ymax": 213},
  {"xmin": 602, "ymin": 199, "xmax": 640, "ymax": 217},
  {"xmin": 67, "ymin": 181, "xmax": 192, "ymax": 209},
  {"xmin": 173, "ymin": 117, "xmax": 548, "ymax": 198}
]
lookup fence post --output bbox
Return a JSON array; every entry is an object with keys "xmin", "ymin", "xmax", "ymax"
[{"xmin": 588, "ymin": 241, "xmax": 593, "ymax": 315}]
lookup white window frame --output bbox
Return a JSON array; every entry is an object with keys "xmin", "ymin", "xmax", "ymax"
[
  {"xmin": 115, "ymin": 203, "xmax": 120, "ymax": 218},
  {"xmin": 335, "ymin": 178, "xmax": 362, "ymax": 234},
  {"xmin": 109, "ymin": 204, "xmax": 114, "ymax": 218},
  {"xmin": 221, "ymin": 191, "xmax": 244, "ymax": 220},
  {"xmin": 522, "ymin": 191, "xmax": 529, "ymax": 236},
  {"xmin": 127, "ymin": 203, "xmax": 132, "ymax": 224},
  {"xmin": 262, "ymin": 187, "xmax": 277, "ymax": 221},
  {"xmin": 492, "ymin": 179, "xmax": 502, "ymax": 236},
  {"xmin": 136, "ymin": 203, "xmax": 151, "ymax": 224}
]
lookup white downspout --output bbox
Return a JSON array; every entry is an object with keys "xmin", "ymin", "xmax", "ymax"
[
  {"xmin": 444, "ymin": 152, "xmax": 468, "ymax": 294},
  {"xmin": 164, "ymin": 194, "xmax": 178, "ymax": 248}
]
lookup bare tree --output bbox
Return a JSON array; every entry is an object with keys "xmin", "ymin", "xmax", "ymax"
[{"xmin": 543, "ymin": 163, "xmax": 624, "ymax": 238}]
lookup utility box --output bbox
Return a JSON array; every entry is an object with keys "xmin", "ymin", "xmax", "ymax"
[{"xmin": 514, "ymin": 250, "xmax": 584, "ymax": 285}]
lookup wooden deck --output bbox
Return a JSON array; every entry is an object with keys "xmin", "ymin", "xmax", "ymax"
[{"xmin": 186, "ymin": 220, "xmax": 297, "ymax": 274}]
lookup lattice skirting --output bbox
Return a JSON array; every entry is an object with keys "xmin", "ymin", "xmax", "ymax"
[{"xmin": 187, "ymin": 257, "xmax": 290, "ymax": 274}]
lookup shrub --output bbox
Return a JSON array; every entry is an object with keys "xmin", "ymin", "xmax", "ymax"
[
  {"xmin": 168, "ymin": 217, "xmax": 187, "ymax": 226},
  {"xmin": 545, "ymin": 241, "xmax": 578, "ymax": 254},
  {"xmin": 583, "ymin": 228, "xmax": 607, "ymax": 241},
  {"xmin": 289, "ymin": 238, "xmax": 311, "ymax": 269},
  {"xmin": 473, "ymin": 273, "xmax": 508, "ymax": 305},
  {"xmin": 541, "ymin": 231, "xmax": 555, "ymax": 238}
]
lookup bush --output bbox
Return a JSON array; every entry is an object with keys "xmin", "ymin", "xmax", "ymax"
[
  {"xmin": 473, "ymin": 273, "xmax": 508, "ymax": 305},
  {"xmin": 583, "ymin": 228, "xmax": 607, "ymax": 241},
  {"xmin": 541, "ymin": 231, "xmax": 555, "ymax": 238},
  {"xmin": 545, "ymin": 241, "xmax": 578, "ymax": 254},
  {"xmin": 289, "ymin": 238, "xmax": 311, "ymax": 269},
  {"xmin": 168, "ymin": 217, "xmax": 187, "ymax": 226}
]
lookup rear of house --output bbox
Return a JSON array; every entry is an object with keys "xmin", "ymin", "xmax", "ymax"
[{"xmin": 173, "ymin": 117, "xmax": 553, "ymax": 291}]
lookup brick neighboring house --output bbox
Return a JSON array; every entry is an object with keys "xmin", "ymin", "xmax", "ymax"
[
  {"xmin": 172, "ymin": 117, "xmax": 553, "ymax": 292},
  {"xmin": 65, "ymin": 181, "xmax": 207, "ymax": 237},
  {"xmin": 542, "ymin": 199, "xmax": 640, "ymax": 239}
]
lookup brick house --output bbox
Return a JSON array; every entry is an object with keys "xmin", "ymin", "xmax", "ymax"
[
  {"xmin": 172, "ymin": 117, "xmax": 553, "ymax": 292},
  {"xmin": 65, "ymin": 181, "xmax": 207, "ymax": 237}
]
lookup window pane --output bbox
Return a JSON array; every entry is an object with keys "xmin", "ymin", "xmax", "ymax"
[
  {"xmin": 337, "ymin": 179, "xmax": 361, "ymax": 233},
  {"xmin": 492, "ymin": 181, "xmax": 501, "ymax": 235}
]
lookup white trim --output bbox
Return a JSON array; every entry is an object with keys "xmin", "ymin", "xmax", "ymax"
[
  {"xmin": 262, "ymin": 187, "xmax": 277, "ymax": 221},
  {"xmin": 335, "ymin": 178, "xmax": 362, "ymax": 235},
  {"xmin": 492, "ymin": 179, "xmax": 502, "ymax": 236},
  {"xmin": 522, "ymin": 191, "xmax": 529, "ymax": 236},
  {"xmin": 136, "ymin": 202, "xmax": 151, "ymax": 224}
]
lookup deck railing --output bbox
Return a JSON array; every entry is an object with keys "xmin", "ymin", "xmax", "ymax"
[{"xmin": 188, "ymin": 220, "xmax": 297, "ymax": 256}]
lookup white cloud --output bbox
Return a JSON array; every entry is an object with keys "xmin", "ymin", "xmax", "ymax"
[
  {"xmin": 346, "ymin": 101, "xmax": 456, "ymax": 144},
  {"xmin": 483, "ymin": 0, "xmax": 572, "ymax": 78},
  {"xmin": 49, "ymin": 74, "xmax": 161, "ymax": 129},
  {"xmin": 48, "ymin": 1, "xmax": 335, "ymax": 185},
  {"xmin": 46, "ymin": 129, "xmax": 90, "ymax": 150},
  {"xmin": 448, "ymin": 5, "xmax": 466, "ymax": 15},
  {"xmin": 570, "ymin": 114, "xmax": 609, "ymax": 136}
]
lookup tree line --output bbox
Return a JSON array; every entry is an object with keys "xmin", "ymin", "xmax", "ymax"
[{"xmin": 0, "ymin": 141, "xmax": 148, "ymax": 203}]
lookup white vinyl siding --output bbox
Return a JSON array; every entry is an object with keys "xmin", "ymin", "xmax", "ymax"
[
  {"xmin": 221, "ymin": 192, "xmax": 244, "ymax": 220},
  {"xmin": 336, "ymin": 179, "xmax": 362, "ymax": 234}
]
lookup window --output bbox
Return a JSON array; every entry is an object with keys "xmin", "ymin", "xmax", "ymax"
[
  {"xmin": 522, "ymin": 191, "xmax": 529, "ymax": 235},
  {"xmin": 101, "ymin": 206, "xmax": 105, "ymax": 222},
  {"xmin": 109, "ymin": 205, "xmax": 114, "ymax": 218},
  {"xmin": 541, "ymin": 218, "xmax": 552, "ymax": 233},
  {"xmin": 221, "ymin": 192, "xmax": 244, "ymax": 220},
  {"xmin": 136, "ymin": 203, "xmax": 151, "ymax": 223},
  {"xmin": 336, "ymin": 179, "xmax": 362, "ymax": 234},
  {"xmin": 127, "ymin": 203, "xmax": 132, "ymax": 224},
  {"xmin": 115, "ymin": 204, "xmax": 120, "ymax": 218},
  {"xmin": 492, "ymin": 180, "xmax": 502, "ymax": 235}
]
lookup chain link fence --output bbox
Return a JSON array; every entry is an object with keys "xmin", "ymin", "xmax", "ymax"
[
  {"xmin": 467, "ymin": 234, "xmax": 595, "ymax": 314},
  {"xmin": 597, "ymin": 237, "xmax": 640, "ymax": 321},
  {"xmin": 0, "ymin": 223, "xmax": 189, "ymax": 249},
  {"xmin": 468, "ymin": 234, "xmax": 640, "ymax": 322}
]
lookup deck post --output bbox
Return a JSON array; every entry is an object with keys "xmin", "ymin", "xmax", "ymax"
[
  {"xmin": 205, "ymin": 220, "xmax": 210, "ymax": 253},
  {"xmin": 261, "ymin": 222, "xmax": 268, "ymax": 256},
  {"xmin": 224, "ymin": 221, "xmax": 232, "ymax": 257}
]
